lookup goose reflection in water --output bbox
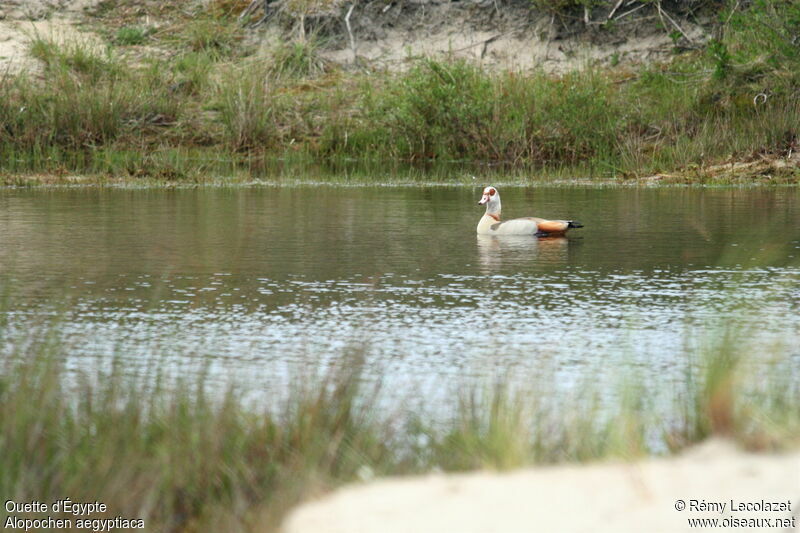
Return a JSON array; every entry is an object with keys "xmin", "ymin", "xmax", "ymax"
[{"xmin": 477, "ymin": 234, "xmax": 571, "ymax": 273}]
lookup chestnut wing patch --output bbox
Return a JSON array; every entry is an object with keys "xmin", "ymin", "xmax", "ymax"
[{"xmin": 528, "ymin": 218, "xmax": 569, "ymax": 233}]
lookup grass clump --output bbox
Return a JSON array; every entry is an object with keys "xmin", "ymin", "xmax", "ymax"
[
  {"xmin": 217, "ymin": 64, "xmax": 280, "ymax": 151},
  {"xmin": 269, "ymin": 38, "xmax": 327, "ymax": 79},
  {"xmin": 113, "ymin": 25, "xmax": 154, "ymax": 46},
  {"xmin": 172, "ymin": 51, "xmax": 217, "ymax": 95},
  {"xmin": 29, "ymin": 35, "xmax": 120, "ymax": 81},
  {"xmin": 177, "ymin": 17, "xmax": 244, "ymax": 58}
]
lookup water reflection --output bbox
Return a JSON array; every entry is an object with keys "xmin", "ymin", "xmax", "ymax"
[{"xmin": 476, "ymin": 234, "xmax": 571, "ymax": 272}]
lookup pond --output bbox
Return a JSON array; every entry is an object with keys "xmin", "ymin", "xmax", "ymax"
[{"xmin": 1, "ymin": 185, "xmax": 799, "ymax": 408}]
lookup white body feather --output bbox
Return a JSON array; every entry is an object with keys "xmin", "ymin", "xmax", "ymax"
[{"xmin": 477, "ymin": 215, "xmax": 540, "ymax": 235}]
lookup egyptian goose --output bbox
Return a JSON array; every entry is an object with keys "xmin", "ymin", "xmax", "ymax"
[{"xmin": 477, "ymin": 186, "xmax": 583, "ymax": 236}]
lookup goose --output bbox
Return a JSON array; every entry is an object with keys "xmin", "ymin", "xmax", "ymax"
[{"xmin": 477, "ymin": 186, "xmax": 583, "ymax": 236}]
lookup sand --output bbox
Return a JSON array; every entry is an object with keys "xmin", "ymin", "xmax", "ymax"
[
  {"xmin": 0, "ymin": 0, "xmax": 101, "ymax": 75},
  {"xmin": 283, "ymin": 439, "xmax": 800, "ymax": 533},
  {"xmin": 317, "ymin": 0, "xmax": 709, "ymax": 73},
  {"xmin": 0, "ymin": 0, "xmax": 709, "ymax": 75}
]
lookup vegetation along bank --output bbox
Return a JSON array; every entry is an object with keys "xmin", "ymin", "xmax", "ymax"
[{"xmin": 1, "ymin": 0, "xmax": 799, "ymax": 184}]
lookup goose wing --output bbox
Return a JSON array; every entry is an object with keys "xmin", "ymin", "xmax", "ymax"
[
  {"xmin": 525, "ymin": 218, "xmax": 571, "ymax": 233},
  {"xmin": 490, "ymin": 217, "xmax": 575, "ymax": 235},
  {"xmin": 490, "ymin": 218, "xmax": 540, "ymax": 235}
]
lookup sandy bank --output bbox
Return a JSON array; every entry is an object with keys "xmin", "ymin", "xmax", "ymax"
[
  {"xmin": 0, "ymin": 0, "xmax": 100, "ymax": 75},
  {"xmin": 283, "ymin": 439, "xmax": 800, "ymax": 533}
]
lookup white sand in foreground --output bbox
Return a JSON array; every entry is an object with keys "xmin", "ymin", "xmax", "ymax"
[{"xmin": 283, "ymin": 440, "xmax": 799, "ymax": 533}]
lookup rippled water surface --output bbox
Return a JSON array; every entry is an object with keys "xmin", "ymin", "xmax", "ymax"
[{"xmin": 1, "ymin": 186, "xmax": 799, "ymax": 402}]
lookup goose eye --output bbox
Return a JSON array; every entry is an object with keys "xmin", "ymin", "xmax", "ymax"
[{"xmin": 489, "ymin": 189, "xmax": 496, "ymax": 196}]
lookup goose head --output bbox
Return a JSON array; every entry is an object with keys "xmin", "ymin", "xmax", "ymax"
[{"xmin": 478, "ymin": 186, "xmax": 501, "ymax": 215}]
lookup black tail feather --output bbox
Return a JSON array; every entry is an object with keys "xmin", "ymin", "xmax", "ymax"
[{"xmin": 568, "ymin": 221, "xmax": 584, "ymax": 229}]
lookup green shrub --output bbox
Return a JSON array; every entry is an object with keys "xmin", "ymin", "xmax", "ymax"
[
  {"xmin": 321, "ymin": 59, "xmax": 621, "ymax": 166},
  {"xmin": 381, "ymin": 59, "xmax": 495, "ymax": 160}
]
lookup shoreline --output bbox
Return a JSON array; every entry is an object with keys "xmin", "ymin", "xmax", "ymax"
[
  {"xmin": 3, "ymin": 173, "xmax": 798, "ymax": 189},
  {"xmin": 3, "ymin": 152, "xmax": 799, "ymax": 188}
]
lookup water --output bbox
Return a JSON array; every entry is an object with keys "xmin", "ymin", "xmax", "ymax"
[{"xmin": 1, "ymin": 185, "xmax": 799, "ymax": 405}]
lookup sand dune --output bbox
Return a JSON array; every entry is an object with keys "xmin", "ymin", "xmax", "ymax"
[{"xmin": 284, "ymin": 440, "xmax": 800, "ymax": 533}]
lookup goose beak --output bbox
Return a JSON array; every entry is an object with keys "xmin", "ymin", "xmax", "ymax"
[{"xmin": 478, "ymin": 194, "xmax": 489, "ymax": 205}]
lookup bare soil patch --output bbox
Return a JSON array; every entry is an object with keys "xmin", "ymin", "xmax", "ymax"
[{"xmin": 272, "ymin": 0, "xmax": 711, "ymax": 72}]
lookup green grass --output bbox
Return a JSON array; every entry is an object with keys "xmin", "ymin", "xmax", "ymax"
[
  {"xmin": 8, "ymin": 38, "xmax": 177, "ymax": 139},
  {"xmin": 172, "ymin": 51, "xmax": 217, "ymax": 95},
  {"xmin": 217, "ymin": 63, "xmax": 280, "ymax": 152},
  {"xmin": 113, "ymin": 26, "xmax": 153, "ymax": 46},
  {"xmin": 331, "ymin": 61, "xmax": 623, "ymax": 166},
  {"xmin": 1, "ymin": 317, "xmax": 797, "ymax": 532},
  {"xmin": 171, "ymin": 17, "xmax": 245, "ymax": 58},
  {"xmin": 29, "ymin": 35, "xmax": 120, "ymax": 81},
  {"xmin": 268, "ymin": 39, "xmax": 328, "ymax": 80}
]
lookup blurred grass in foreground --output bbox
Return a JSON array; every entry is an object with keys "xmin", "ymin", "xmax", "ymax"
[{"xmin": 0, "ymin": 323, "xmax": 797, "ymax": 532}]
